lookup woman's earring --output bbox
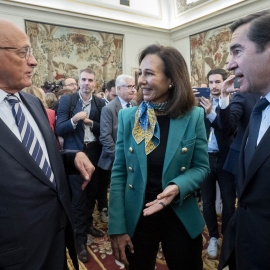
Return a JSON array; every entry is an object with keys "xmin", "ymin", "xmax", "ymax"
[{"xmin": 169, "ymin": 83, "xmax": 174, "ymax": 89}]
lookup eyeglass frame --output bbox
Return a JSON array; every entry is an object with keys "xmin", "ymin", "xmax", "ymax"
[
  {"xmin": 121, "ymin": 85, "xmax": 136, "ymax": 89},
  {"xmin": 0, "ymin": 46, "xmax": 33, "ymax": 60}
]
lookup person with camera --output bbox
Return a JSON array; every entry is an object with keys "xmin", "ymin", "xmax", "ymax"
[{"xmin": 199, "ymin": 68, "xmax": 236, "ymax": 260}]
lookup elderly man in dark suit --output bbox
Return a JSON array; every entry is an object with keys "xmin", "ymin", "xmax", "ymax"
[
  {"xmin": 0, "ymin": 19, "xmax": 94, "ymax": 270},
  {"xmin": 56, "ymin": 68, "xmax": 106, "ymax": 262},
  {"xmin": 218, "ymin": 10, "xmax": 270, "ymax": 270}
]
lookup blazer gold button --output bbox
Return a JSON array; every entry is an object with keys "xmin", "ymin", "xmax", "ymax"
[
  {"xmin": 128, "ymin": 167, "xmax": 134, "ymax": 172},
  {"xmin": 182, "ymin": 147, "xmax": 188, "ymax": 153},
  {"xmin": 180, "ymin": 167, "xmax": 186, "ymax": 172},
  {"xmin": 129, "ymin": 184, "xmax": 134, "ymax": 189},
  {"xmin": 129, "ymin": 147, "xmax": 133, "ymax": 153}
]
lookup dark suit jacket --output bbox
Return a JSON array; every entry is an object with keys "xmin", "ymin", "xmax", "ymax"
[
  {"xmin": 0, "ymin": 92, "xmax": 78, "ymax": 270},
  {"xmin": 219, "ymin": 92, "xmax": 260, "ymax": 174},
  {"xmin": 55, "ymin": 92, "xmax": 105, "ymax": 150},
  {"xmin": 219, "ymin": 98, "xmax": 270, "ymax": 270},
  {"xmin": 98, "ymin": 97, "xmax": 137, "ymax": 170},
  {"xmin": 204, "ymin": 105, "xmax": 233, "ymax": 162}
]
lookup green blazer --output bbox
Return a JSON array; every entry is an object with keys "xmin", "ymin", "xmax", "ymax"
[{"xmin": 108, "ymin": 106, "xmax": 210, "ymax": 239}]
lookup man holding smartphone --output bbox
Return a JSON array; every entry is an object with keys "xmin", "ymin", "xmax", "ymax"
[{"xmin": 199, "ymin": 69, "xmax": 236, "ymax": 260}]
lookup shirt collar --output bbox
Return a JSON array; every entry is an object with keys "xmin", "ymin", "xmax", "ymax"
[
  {"xmin": 0, "ymin": 89, "xmax": 21, "ymax": 104},
  {"xmin": 118, "ymin": 96, "xmax": 130, "ymax": 107},
  {"xmin": 79, "ymin": 92, "xmax": 92, "ymax": 105}
]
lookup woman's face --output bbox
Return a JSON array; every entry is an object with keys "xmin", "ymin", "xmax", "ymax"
[{"xmin": 138, "ymin": 54, "xmax": 171, "ymax": 103}]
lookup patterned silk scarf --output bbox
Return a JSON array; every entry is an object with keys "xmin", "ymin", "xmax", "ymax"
[{"xmin": 132, "ymin": 101, "xmax": 160, "ymax": 155}]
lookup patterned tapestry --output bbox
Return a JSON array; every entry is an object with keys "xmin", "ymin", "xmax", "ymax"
[
  {"xmin": 25, "ymin": 20, "xmax": 124, "ymax": 89},
  {"xmin": 190, "ymin": 23, "xmax": 232, "ymax": 87}
]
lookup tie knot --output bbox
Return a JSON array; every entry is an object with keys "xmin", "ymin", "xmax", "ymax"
[
  {"xmin": 126, "ymin": 102, "xmax": 131, "ymax": 108},
  {"xmin": 5, "ymin": 94, "xmax": 20, "ymax": 106},
  {"xmin": 254, "ymin": 98, "xmax": 269, "ymax": 113}
]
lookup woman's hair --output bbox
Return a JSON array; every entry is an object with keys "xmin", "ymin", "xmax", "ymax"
[
  {"xmin": 45, "ymin": 92, "xmax": 58, "ymax": 109},
  {"xmin": 22, "ymin": 85, "xmax": 47, "ymax": 108},
  {"xmin": 137, "ymin": 44, "xmax": 196, "ymax": 118}
]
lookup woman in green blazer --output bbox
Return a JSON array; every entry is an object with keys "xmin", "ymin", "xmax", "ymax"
[{"xmin": 108, "ymin": 44, "xmax": 210, "ymax": 270}]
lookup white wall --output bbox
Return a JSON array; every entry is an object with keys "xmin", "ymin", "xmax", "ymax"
[{"xmin": 0, "ymin": 2, "xmax": 171, "ymax": 78}]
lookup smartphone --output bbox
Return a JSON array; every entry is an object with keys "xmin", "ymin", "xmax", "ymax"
[
  {"xmin": 234, "ymin": 77, "xmax": 241, "ymax": 89},
  {"xmin": 196, "ymin": 88, "xmax": 210, "ymax": 99}
]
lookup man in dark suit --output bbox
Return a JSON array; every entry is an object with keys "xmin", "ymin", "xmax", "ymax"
[
  {"xmin": 0, "ymin": 19, "xmax": 94, "ymax": 269},
  {"xmin": 218, "ymin": 10, "xmax": 270, "ymax": 270},
  {"xmin": 97, "ymin": 75, "xmax": 136, "ymax": 224},
  {"xmin": 219, "ymin": 90, "xmax": 260, "ymax": 176},
  {"xmin": 199, "ymin": 69, "xmax": 236, "ymax": 260},
  {"xmin": 56, "ymin": 68, "xmax": 106, "ymax": 262},
  {"xmin": 103, "ymin": 79, "xmax": 117, "ymax": 105}
]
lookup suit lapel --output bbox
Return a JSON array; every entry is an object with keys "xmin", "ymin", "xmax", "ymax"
[
  {"xmin": 114, "ymin": 97, "xmax": 122, "ymax": 117},
  {"xmin": 239, "ymin": 125, "xmax": 270, "ymax": 198},
  {"xmin": 163, "ymin": 114, "xmax": 191, "ymax": 177}
]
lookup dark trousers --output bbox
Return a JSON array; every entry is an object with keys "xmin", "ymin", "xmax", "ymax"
[
  {"xmin": 201, "ymin": 154, "xmax": 236, "ymax": 238},
  {"xmin": 69, "ymin": 141, "xmax": 102, "ymax": 244},
  {"xmin": 126, "ymin": 206, "xmax": 203, "ymax": 270},
  {"xmin": 96, "ymin": 167, "xmax": 111, "ymax": 212}
]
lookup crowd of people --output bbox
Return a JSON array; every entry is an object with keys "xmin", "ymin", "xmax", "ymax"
[{"xmin": 1, "ymin": 9, "xmax": 270, "ymax": 270}]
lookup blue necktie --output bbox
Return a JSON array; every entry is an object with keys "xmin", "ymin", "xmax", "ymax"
[
  {"xmin": 6, "ymin": 95, "xmax": 55, "ymax": 185},
  {"xmin": 126, "ymin": 102, "xmax": 131, "ymax": 108},
  {"xmin": 244, "ymin": 97, "xmax": 269, "ymax": 172}
]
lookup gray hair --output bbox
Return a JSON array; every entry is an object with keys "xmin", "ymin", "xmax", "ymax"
[{"xmin": 115, "ymin": 74, "xmax": 134, "ymax": 95}]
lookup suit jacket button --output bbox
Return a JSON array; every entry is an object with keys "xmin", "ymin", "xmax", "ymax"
[
  {"xmin": 180, "ymin": 167, "xmax": 186, "ymax": 172},
  {"xmin": 128, "ymin": 167, "xmax": 134, "ymax": 172},
  {"xmin": 129, "ymin": 184, "xmax": 134, "ymax": 189},
  {"xmin": 182, "ymin": 147, "xmax": 188, "ymax": 153},
  {"xmin": 129, "ymin": 147, "xmax": 133, "ymax": 153}
]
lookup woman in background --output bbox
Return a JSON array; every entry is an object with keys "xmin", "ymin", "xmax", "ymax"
[
  {"xmin": 22, "ymin": 85, "xmax": 56, "ymax": 132},
  {"xmin": 108, "ymin": 44, "xmax": 210, "ymax": 270}
]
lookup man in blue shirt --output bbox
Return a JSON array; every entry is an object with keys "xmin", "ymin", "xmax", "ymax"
[{"xmin": 200, "ymin": 69, "xmax": 236, "ymax": 260}]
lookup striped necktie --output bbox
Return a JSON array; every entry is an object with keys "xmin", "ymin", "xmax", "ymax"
[{"xmin": 6, "ymin": 94, "xmax": 55, "ymax": 185}]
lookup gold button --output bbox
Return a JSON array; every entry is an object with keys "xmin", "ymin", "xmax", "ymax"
[
  {"xmin": 182, "ymin": 147, "xmax": 188, "ymax": 153},
  {"xmin": 128, "ymin": 167, "xmax": 134, "ymax": 172},
  {"xmin": 129, "ymin": 184, "xmax": 134, "ymax": 189},
  {"xmin": 180, "ymin": 167, "xmax": 186, "ymax": 172},
  {"xmin": 129, "ymin": 147, "xmax": 133, "ymax": 153}
]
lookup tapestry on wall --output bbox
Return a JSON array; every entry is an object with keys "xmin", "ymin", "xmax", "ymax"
[
  {"xmin": 190, "ymin": 22, "xmax": 232, "ymax": 87},
  {"xmin": 25, "ymin": 20, "xmax": 124, "ymax": 90}
]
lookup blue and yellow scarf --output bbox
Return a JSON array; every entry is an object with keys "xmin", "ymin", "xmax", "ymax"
[{"xmin": 132, "ymin": 101, "xmax": 160, "ymax": 155}]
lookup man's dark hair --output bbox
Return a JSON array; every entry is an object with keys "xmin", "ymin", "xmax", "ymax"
[
  {"xmin": 106, "ymin": 80, "xmax": 116, "ymax": 92},
  {"xmin": 207, "ymin": 69, "xmax": 228, "ymax": 82},
  {"xmin": 79, "ymin": 68, "xmax": 95, "ymax": 78},
  {"xmin": 230, "ymin": 10, "xmax": 270, "ymax": 52}
]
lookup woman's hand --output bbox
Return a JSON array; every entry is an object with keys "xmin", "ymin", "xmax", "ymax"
[
  {"xmin": 143, "ymin": 184, "xmax": 180, "ymax": 216},
  {"xmin": 110, "ymin": 234, "xmax": 134, "ymax": 266}
]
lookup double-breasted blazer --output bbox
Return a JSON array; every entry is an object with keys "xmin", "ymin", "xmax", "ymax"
[
  {"xmin": 0, "ymin": 91, "xmax": 78, "ymax": 270},
  {"xmin": 108, "ymin": 106, "xmax": 210, "ymax": 239}
]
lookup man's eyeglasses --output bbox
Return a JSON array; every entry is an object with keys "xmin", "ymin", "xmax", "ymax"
[
  {"xmin": 0, "ymin": 46, "xmax": 33, "ymax": 60},
  {"xmin": 121, "ymin": 85, "xmax": 136, "ymax": 89}
]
